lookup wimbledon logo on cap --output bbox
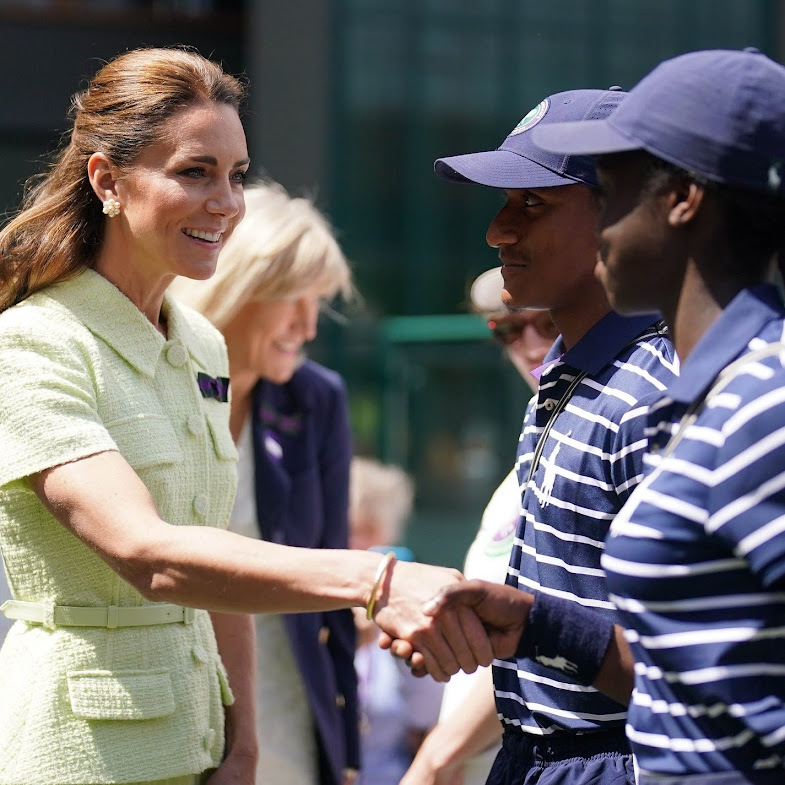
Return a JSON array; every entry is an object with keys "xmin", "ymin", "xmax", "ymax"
[{"xmin": 509, "ymin": 98, "xmax": 549, "ymax": 136}]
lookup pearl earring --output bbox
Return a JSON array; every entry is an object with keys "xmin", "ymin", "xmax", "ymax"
[{"xmin": 102, "ymin": 197, "xmax": 121, "ymax": 218}]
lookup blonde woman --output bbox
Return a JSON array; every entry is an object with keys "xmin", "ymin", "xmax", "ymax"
[{"xmin": 170, "ymin": 182, "xmax": 359, "ymax": 785}]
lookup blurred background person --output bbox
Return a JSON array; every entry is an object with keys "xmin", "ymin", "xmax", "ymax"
[
  {"xmin": 170, "ymin": 180, "xmax": 360, "ymax": 785},
  {"xmin": 349, "ymin": 456, "xmax": 445, "ymax": 785},
  {"xmin": 401, "ymin": 268, "xmax": 557, "ymax": 785}
]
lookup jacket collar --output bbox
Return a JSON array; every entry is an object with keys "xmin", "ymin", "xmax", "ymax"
[
  {"xmin": 46, "ymin": 268, "xmax": 210, "ymax": 377},
  {"xmin": 666, "ymin": 284, "xmax": 785, "ymax": 404}
]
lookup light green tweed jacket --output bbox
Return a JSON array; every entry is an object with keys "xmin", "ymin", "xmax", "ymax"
[{"xmin": 0, "ymin": 269, "xmax": 239, "ymax": 785}]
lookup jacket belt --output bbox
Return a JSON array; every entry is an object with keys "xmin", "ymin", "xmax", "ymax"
[{"xmin": 0, "ymin": 600, "xmax": 196, "ymax": 628}]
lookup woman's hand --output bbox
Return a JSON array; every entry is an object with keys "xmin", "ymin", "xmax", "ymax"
[
  {"xmin": 204, "ymin": 749, "xmax": 257, "ymax": 785},
  {"xmin": 372, "ymin": 563, "xmax": 494, "ymax": 682},
  {"xmin": 381, "ymin": 580, "xmax": 533, "ymax": 678}
]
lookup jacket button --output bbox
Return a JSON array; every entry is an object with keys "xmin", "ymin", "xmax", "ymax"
[
  {"xmin": 187, "ymin": 414, "xmax": 205, "ymax": 436},
  {"xmin": 203, "ymin": 728, "xmax": 216, "ymax": 750},
  {"xmin": 193, "ymin": 495, "xmax": 209, "ymax": 517},
  {"xmin": 318, "ymin": 626, "xmax": 330, "ymax": 645},
  {"xmin": 335, "ymin": 692, "xmax": 346, "ymax": 709},
  {"xmin": 166, "ymin": 344, "xmax": 189, "ymax": 367}
]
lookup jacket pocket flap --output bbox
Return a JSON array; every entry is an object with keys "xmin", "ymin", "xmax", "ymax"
[
  {"xmin": 67, "ymin": 668, "xmax": 176, "ymax": 720},
  {"xmin": 205, "ymin": 408, "xmax": 239, "ymax": 462}
]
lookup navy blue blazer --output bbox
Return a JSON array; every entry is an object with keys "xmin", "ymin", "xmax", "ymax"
[{"xmin": 251, "ymin": 359, "xmax": 359, "ymax": 784}]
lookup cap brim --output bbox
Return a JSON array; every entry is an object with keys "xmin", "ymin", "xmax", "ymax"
[
  {"xmin": 434, "ymin": 149, "xmax": 581, "ymax": 189},
  {"xmin": 532, "ymin": 119, "xmax": 641, "ymax": 156}
]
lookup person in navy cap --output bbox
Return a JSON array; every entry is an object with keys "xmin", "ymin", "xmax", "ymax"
[
  {"xmin": 421, "ymin": 48, "xmax": 785, "ymax": 785},
  {"xmin": 391, "ymin": 88, "xmax": 678, "ymax": 785}
]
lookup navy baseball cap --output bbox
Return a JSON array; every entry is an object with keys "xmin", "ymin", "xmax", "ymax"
[
  {"xmin": 434, "ymin": 88, "xmax": 627, "ymax": 189},
  {"xmin": 532, "ymin": 49, "xmax": 785, "ymax": 196}
]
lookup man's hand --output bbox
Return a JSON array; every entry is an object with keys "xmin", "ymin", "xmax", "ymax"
[
  {"xmin": 382, "ymin": 580, "xmax": 535, "ymax": 676},
  {"xmin": 372, "ymin": 562, "xmax": 494, "ymax": 681}
]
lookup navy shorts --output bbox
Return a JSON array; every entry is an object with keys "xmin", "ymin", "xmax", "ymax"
[{"xmin": 486, "ymin": 727, "xmax": 634, "ymax": 785}]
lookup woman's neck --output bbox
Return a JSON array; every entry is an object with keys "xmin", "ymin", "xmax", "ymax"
[{"xmin": 93, "ymin": 251, "xmax": 172, "ymax": 335}]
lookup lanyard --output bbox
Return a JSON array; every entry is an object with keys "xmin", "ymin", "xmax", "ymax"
[
  {"xmin": 526, "ymin": 371, "xmax": 587, "ymax": 483},
  {"xmin": 525, "ymin": 324, "xmax": 666, "ymax": 485}
]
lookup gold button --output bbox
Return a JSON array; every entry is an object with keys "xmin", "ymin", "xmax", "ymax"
[
  {"xmin": 318, "ymin": 626, "xmax": 330, "ymax": 645},
  {"xmin": 335, "ymin": 692, "xmax": 346, "ymax": 709}
]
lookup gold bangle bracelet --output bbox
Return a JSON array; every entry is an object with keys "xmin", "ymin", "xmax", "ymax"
[{"xmin": 365, "ymin": 551, "xmax": 397, "ymax": 621}]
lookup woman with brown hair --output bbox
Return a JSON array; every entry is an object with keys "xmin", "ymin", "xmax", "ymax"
[{"xmin": 0, "ymin": 47, "xmax": 479, "ymax": 785}]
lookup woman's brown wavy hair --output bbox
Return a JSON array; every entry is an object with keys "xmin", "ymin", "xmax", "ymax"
[{"xmin": 0, "ymin": 46, "xmax": 246, "ymax": 312}]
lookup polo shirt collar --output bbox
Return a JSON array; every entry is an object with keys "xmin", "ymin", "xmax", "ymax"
[
  {"xmin": 544, "ymin": 310, "xmax": 660, "ymax": 376},
  {"xmin": 48, "ymin": 268, "xmax": 210, "ymax": 377},
  {"xmin": 666, "ymin": 284, "xmax": 785, "ymax": 404}
]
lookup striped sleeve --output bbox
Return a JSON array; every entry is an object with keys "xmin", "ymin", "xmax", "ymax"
[{"xmin": 610, "ymin": 394, "xmax": 658, "ymax": 503}]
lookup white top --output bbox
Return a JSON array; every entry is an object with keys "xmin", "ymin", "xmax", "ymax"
[
  {"xmin": 438, "ymin": 468, "xmax": 520, "ymax": 785},
  {"xmin": 230, "ymin": 418, "xmax": 318, "ymax": 785}
]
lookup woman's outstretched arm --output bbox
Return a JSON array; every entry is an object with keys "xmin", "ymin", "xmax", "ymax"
[{"xmin": 30, "ymin": 449, "xmax": 493, "ymax": 680}]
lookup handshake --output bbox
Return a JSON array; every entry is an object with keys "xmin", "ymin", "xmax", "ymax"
[
  {"xmin": 370, "ymin": 561, "xmax": 633, "ymax": 706},
  {"xmin": 368, "ymin": 560, "xmax": 534, "ymax": 682}
]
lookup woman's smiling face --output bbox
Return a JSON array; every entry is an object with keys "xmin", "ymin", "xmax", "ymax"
[
  {"xmin": 222, "ymin": 290, "xmax": 323, "ymax": 385},
  {"xmin": 111, "ymin": 101, "xmax": 249, "ymax": 283}
]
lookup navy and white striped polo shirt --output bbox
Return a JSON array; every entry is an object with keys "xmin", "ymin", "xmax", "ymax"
[
  {"xmin": 494, "ymin": 311, "xmax": 678, "ymax": 735},
  {"xmin": 603, "ymin": 286, "xmax": 785, "ymax": 779}
]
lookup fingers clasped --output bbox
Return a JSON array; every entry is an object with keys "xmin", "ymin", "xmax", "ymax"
[{"xmin": 380, "ymin": 585, "xmax": 496, "ymax": 681}]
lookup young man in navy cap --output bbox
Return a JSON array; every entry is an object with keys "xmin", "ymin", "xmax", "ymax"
[
  {"xmin": 398, "ymin": 89, "xmax": 678, "ymax": 785},
  {"xmin": 421, "ymin": 48, "xmax": 785, "ymax": 785}
]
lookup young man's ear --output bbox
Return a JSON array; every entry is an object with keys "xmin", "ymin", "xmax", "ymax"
[
  {"xmin": 87, "ymin": 152, "xmax": 119, "ymax": 204},
  {"xmin": 667, "ymin": 178, "xmax": 705, "ymax": 227}
]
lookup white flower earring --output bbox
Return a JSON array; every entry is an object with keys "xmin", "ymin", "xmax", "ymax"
[{"xmin": 102, "ymin": 197, "xmax": 121, "ymax": 218}]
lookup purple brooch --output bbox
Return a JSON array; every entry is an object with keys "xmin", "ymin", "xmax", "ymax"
[
  {"xmin": 197, "ymin": 372, "xmax": 230, "ymax": 402},
  {"xmin": 259, "ymin": 402, "xmax": 303, "ymax": 435}
]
